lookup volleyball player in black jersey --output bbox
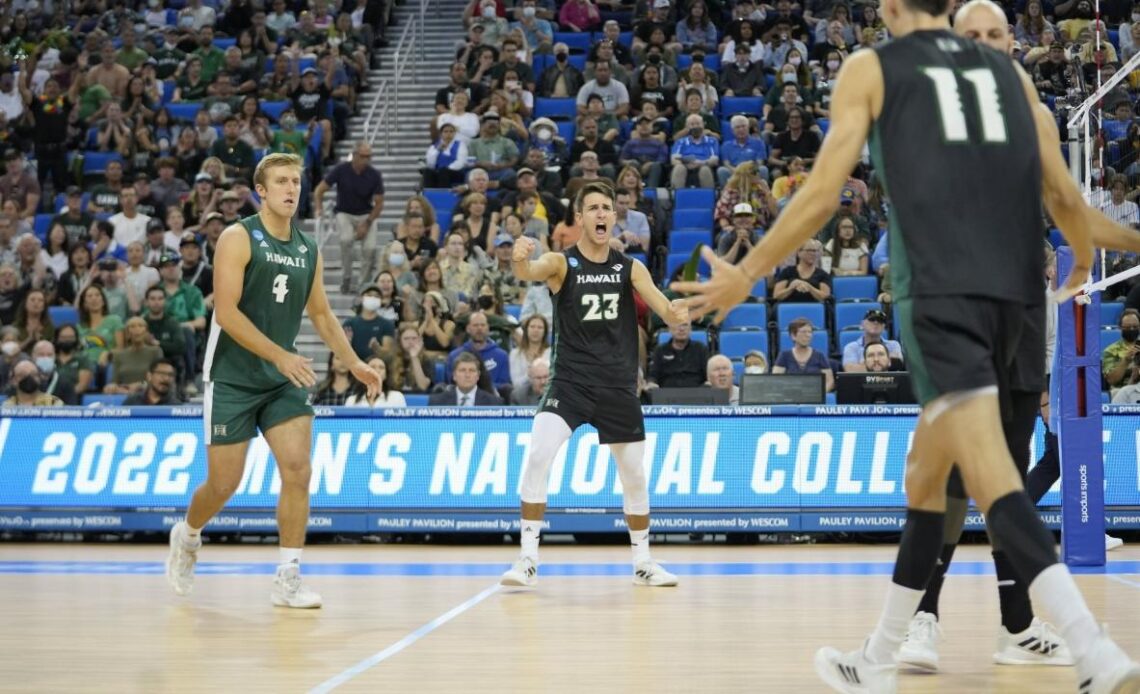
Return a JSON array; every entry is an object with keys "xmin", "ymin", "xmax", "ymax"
[
  {"xmin": 674, "ymin": 0, "xmax": 1140, "ymax": 688},
  {"xmin": 500, "ymin": 180, "xmax": 689, "ymax": 589}
]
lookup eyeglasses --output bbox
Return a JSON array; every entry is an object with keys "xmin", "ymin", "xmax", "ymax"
[{"xmin": 152, "ymin": 369, "xmax": 177, "ymax": 378}]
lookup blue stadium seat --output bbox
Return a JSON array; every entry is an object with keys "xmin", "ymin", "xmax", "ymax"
[
  {"xmin": 161, "ymin": 80, "xmax": 177, "ymax": 104},
  {"xmin": 504, "ymin": 304, "xmax": 522, "ymax": 321},
  {"xmin": 675, "ymin": 53, "xmax": 720, "ymax": 71},
  {"xmin": 297, "ymin": 57, "xmax": 316, "ymax": 73},
  {"xmin": 719, "ymin": 330, "xmax": 763, "ymax": 359},
  {"xmin": 553, "ymin": 32, "xmax": 593, "ymax": 52},
  {"xmin": 628, "ymin": 252, "xmax": 647, "ymax": 267},
  {"xmin": 719, "ymin": 96, "xmax": 762, "ymax": 118},
  {"xmin": 214, "ymin": 37, "xmax": 237, "ymax": 50},
  {"xmin": 434, "ymin": 360, "xmax": 447, "ymax": 384},
  {"xmin": 720, "ymin": 304, "xmax": 767, "ymax": 331},
  {"xmin": 1110, "ymin": 28, "xmax": 1121, "ymax": 51},
  {"xmin": 260, "ymin": 100, "xmax": 290, "ymax": 122},
  {"xmin": 643, "ymin": 188, "xmax": 658, "ymax": 202},
  {"xmin": 422, "ymin": 188, "xmax": 459, "ymax": 220},
  {"xmin": 165, "ymin": 8, "xmax": 179, "ymax": 24},
  {"xmin": 1102, "ymin": 301, "xmax": 1125, "ymax": 327},
  {"xmin": 832, "ymin": 275, "xmax": 878, "ymax": 302},
  {"xmin": 81, "ymin": 152, "xmax": 123, "ymax": 175},
  {"xmin": 556, "ymin": 120, "xmax": 576, "ymax": 142},
  {"xmin": 1103, "ymin": 327, "xmax": 1122, "ymax": 346},
  {"xmin": 776, "ymin": 302, "xmax": 826, "ymax": 331},
  {"xmin": 533, "ymin": 97, "xmax": 578, "ymax": 121},
  {"xmin": 668, "ymin": 229, "xmax": 711, "ymax": 254},
  {"xmin": 818, "ymin": 118, "xmax": 830, "ymax": 136},
  {"xmin": 839, "ymin": 329, "xmax": 864, "ymax": 356},
  {"xmin": 674, "ymin": 188, "xmax": 715, "ymax": 209},
  {"xmin": 665, "ymin": 251, "xmax": 710, "ymax": 280},
  {"xmin": 1103, "ymin": 119, "xmax": 1129, "ymax": 142},
  {"xmin": 33, "ymin": 214, "xmax": 52, "ymax": 242},
  {"xmin": 732, "ymin": 359, "xmax": 744, "ymax": 384},
  {"xmin": 167, "ymin": 102, "xmax": 201, "ymax": 123},
  {"xmin": 83, "ymin": 393, "xmax": 127, "ymax": 407},
  {"xmin": 835, "ymin": 302, "xmax": 881, "ymax": 330},
  {"xmin": 85, "ymin": 127, "xmax": 100, "ymax": 150},
  {"xmin": 778, "ymin": 328, "xmax": 829, "ymax": 354},
  {"xmin": 568, "ymin": 54, "xmax": 587, "ymax": 71},
  {"xmin": 658, "ymin": 329, "xmax": 709, "ymax": 345},
  {"xmin": 405, "ymin": 394, "xmax": 429, "ymax": 406},
  {"xmin": 54, "ymin": 192, "xmax": 91, "ymax": 213},
  {"xmin": 892, "ymin": 304, "xmax": 903, "ymax": 340},
  {"xmin": 672, "ymin": 208, "xmax": 713, "ymax": 229},
  {"xmin": 532, "ymin": 53, "xmax": 550, "ymax": 75},
  {"xmin": 1048, "ymin": 228, "xmax": 1067, "ymax": 248},
  {"xmin": 752, "ymin": 278, "xmax": 767, "ymax": 300},
  {"xmin": 49, "ymin": 305, "xmax": 78, "ymax": 327}
]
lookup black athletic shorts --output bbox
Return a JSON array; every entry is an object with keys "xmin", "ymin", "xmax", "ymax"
[
  {"xmin": 538, "ymin": 379, "xmax": 645, "ymax": 444},
  {"xmin": 897, "ymin": 296, "xmax": 1026, "ymax": 406},
  {"xmin": 1008, "ymin": 301, "xmax": 1046, "ymax": 395}
]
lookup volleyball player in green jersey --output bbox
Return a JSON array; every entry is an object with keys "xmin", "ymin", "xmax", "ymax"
[
  {"xmin": 674, "ymin": 0, "xmax": 1140, "ymax": 689},
  {"xmin": 165, "ymin": 153, "xmax": 381, "ymax": 609}
]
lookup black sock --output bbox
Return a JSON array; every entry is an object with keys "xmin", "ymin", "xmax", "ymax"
[
  {"xmin": 986, "ymin": 492, "xmax": 1058, "ymax": 585},
  {"xmin": 1025, "ymin": 430, "xmax": 1060, "ymax": 504},
  {"xmin": 993, "ymin": 550, "xmax": 1034, "ymax": 634},
  {"xmin": 892, "ymin": 509, "xmax": 946, "ymax": 591},
  {"xmin": 915, "ymin": 543, "xmax": 957, "ymax": 618}
]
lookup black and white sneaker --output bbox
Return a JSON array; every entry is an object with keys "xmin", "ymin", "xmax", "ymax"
[
  {"xmin": 1077, "ymin": 632, "xmax": 1140, "ymax": 694},
  {"xmin": 994, "ymin": 618, "xmax": 1073, "ymax": 666},
  {"xmin": 814, "ymin": 643, "xmax": 897, "ymax": 694},
  {"xmin": 500, "ymin": 556, "xmax": 538, "ymax": 587}
]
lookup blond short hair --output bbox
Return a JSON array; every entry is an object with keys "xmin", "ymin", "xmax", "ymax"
[{"xmin": 253, "ymin": 152, "xmax": 304, "ymax": 189}]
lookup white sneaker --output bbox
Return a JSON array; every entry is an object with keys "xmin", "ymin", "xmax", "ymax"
[
  {"xmin": 815, "ymin": 643, "xmax": 898, "ymax": 694},
  {"xmin": 164, "ymin": 521, "xmax": 200, "ymax": 597},
  {"xmin": 897, "ymin": 611, "xmax": 941, "ymax": 672},
  {"xmin": 271, "ymin": 563, "xmax": 322, "ymax": 609},
  {"xmin": 1107, "ymin": 534, "xmax": 1125, "ymax": 552},
  {"xmin": 632, "ymin": 560, "xmax": 678, "ymax": 587},
  {"xmin": 1076, "ymin": 632, "xmax": 1140, "ymax": 694},
  {"xmin": 994, "ymin": 617, "xmax": 1074, "ymax": 666},
  {"xmin": 500, "ymin": 556, "xmax": 538, "ymax": 587}
]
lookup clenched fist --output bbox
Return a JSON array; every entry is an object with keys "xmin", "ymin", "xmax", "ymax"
[{"xmin": 512, "ymin": 236, "xmax": 536, "ymax": 263}]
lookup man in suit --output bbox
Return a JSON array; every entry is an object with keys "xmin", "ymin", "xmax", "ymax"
[
  {"xmin": 510, "ymin": 358, "xmax": 550, "ymax": 406},
  {"xmin": 429, "ymin": 351, "xmax": 503, "ymax": 406}
]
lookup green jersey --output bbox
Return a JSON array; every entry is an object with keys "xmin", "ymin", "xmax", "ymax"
[{"xmin": 203, "ymin": 214, "xmax": 317, "ymax": 389}]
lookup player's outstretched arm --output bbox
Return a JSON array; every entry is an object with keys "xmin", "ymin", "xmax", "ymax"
[
  {"xmin": 672, "ymin": 49, "xmax": 880, "ymax": 321},
  {"xmin": 510, "ymin": 236, "xmax": 568, "ymax": 287},
  {"xmin": 305, "ymin": 251, "xmax": 382, "ymax": 397},
  {"xmin": 630, "ymin": 259, "xmax": 688, "ymax": 324},
  {"xmin": 213, "ymin": 224, "xmax": 316, "ymax": 389}
]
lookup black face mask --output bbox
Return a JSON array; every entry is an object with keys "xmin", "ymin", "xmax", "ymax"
[
  {"xmin": 648, "ymin": 54, "xmax": 662, "ymax": 64},
  {"xmin": 17, "ymin": 375, "xmax": 39, "ymax": 394},
  {"xmin": 56, "ymin": 340, "xmax": 77, "ymax": 353},
  {"xmin": 555, "ymin": 52, "xmax": 568, "ymax": 63},
  {"xmin": 1124, "ymin": 327, "xmax": 1140, "ymax": 343},
  {"xmin": 477, "ymin": 295, "xmax": 495, "ymax": 310}
]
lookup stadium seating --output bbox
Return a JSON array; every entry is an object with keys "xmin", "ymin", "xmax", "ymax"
[
  {"xmin": 719, "ymin": 96, "xmax": 763, "ymax": 118},
  {"xmin": 665, "ymin": 251, "xmax": 710, "ymax": 280},
  {"xmin": 672, "ymin": 208, "xmax": 713, "ymax": 230},
  {"xmin": 778, "ymin": 329, "xmax": 830, "ymax": 354},
  {"xmin": 1102, "ymin": 300, "xmax": 1125, "ymax": 327},
  {"xmin": 835, "ymin": 302, "xmax": 881, "ymax": 331},
  {"xmin": 658, "ymin": 330, "xmax": 709, "ymax": 345},
  {"xmin": 48, "ymin": 305, "xmax": 78, "ymax": 327},
  {"xmin": 668, "ymin": 229, "xmax": 712, "ymax": 255},
  {"xmin": 776, "ymin": 303, "xmax": 826, "ymax": 332},
  {"xmin": 674, "ymin": 188, "xmax": 715, "ymax": 209},
  {"xmin": 719, "ymin": 330, "xmax": 763, "ymax": 359},
  {"xmin": 832, "ymin": 276, "xmax": 878, "ymax": 302},
  {"xmin": 720, "ymin": 304, "xmax": 767, "ymax": 331},
  {"xmin": 533, "ymin": 97, "xmax": 578, "ymax": 121}
]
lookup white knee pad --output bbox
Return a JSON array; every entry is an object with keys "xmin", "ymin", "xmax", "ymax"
[
  {"xmin": 519, "ymin": 412, "xmax": 573, "ymax": 504},
  {"xmin": 611, "ymin": 441, "xmax": 649, "ymax": 516}
]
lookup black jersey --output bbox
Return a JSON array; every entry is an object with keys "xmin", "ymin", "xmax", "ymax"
[
  {"xmin": 549, "ymin": 246, "xmax": 640, "ymax": 389},
  {"xmin": 870, "ymin": 30, "xmax": 1043, "ymax": 305}
]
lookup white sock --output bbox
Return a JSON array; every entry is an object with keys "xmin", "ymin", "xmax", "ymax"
[
  {"xmin": 279, "ymin": 547, "xmax": 303, "ymax": 569},
  {"xmin": 629, "ymin": 528, "xmax": 651, "ymax": 565},
  {"xmin": 865, "ymin": 582, "xmax": 925, "ymax": 665},
  {"xmin": 520, "ymin": 519, "xmax": 542, "ymax": 560},
  {"xmin": 1029, "ymin": 563, "xmax": 1102, "ymax": 660},
  {"xmin": 184, "ymin": 522, "xmax": 202, "ymax": 543}
]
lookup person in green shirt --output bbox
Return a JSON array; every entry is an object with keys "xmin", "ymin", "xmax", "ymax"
[
  {"xmin": 143, "ymin": 285, "xmax": 187, "ymax": 365},
  {"xmin": 192, "ymin": 27, "xmax": 226, "ymax": 83},
  {"xmin": 156, "ymin": 253, "xmax": 207, "ymax": 331},
  {"xmin": 53, "ymin": 324, "xmax": 96, "ymax": 395},
  {"xmin": 152, "ymin": 29, "xmax": 187, "ymax": 81},
  {"xmin": 77, "ymin": 83, "xmax": 113, "ymax": 124},
  {"xmin": 270, "ymin": 108, "xmax": 310, "ymax": 154},
  {"xmin": 116, "ymin": 29, "xmax": 149, "ymax": 72},
  {"xmin": 78, "ymin": 284, "xmax": 125, "ymax": 369},
  {"xmin": 175, "ymin": 57, "xmax": 210, "ymax": 102},
  {"xmin": 1104, "ymin": 309, "xmax": 1140, "ymax": 391}
]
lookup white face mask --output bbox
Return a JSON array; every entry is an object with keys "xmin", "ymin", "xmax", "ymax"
[
  {"xmin": 789, "ymin": 56, "xmax": 802, "ymax": 67},
  {"xmin": 744, "ymin": 364, "xmax": 766, "ymax": 374},
  {"xmin": 389, "ymin": 253, "xmax": 407, "ymax": 267},
  {"xmin": 536, "ymin": 127, "xmax": 553, "ymax": 141},
  {"xmin": 1, "ymin": 341, "xmax": 20, "ymax": 357},
  {"xmin": 482, "ymin": 6, "xmax": 496, "ymax": 18},
  {"xmin": 781, "ymin": 72, "xmax": 797, "ymax": 83},
  {"xmin": 523, "ymin": 6, "xmax": 536, "ymax": 17},
  {"xmin": 361, "ymin": 296, "xmax": 382, "ymax": 312},
  {"xmin": 826, "ymin": 59, "xmax": 840, "ymax": 71},
  {"xmin": 1133, "ymin": 12, "xmax": 1140, "ymax": 21},
  {"xmin": 35, "ymin": 356, "xmax": 55, "ymax": 374}
]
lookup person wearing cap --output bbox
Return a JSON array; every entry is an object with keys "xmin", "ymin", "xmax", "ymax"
[
  {"xmin": 483, "ymin": 232, "xmax": 522, "ymax": 302},
  {"xmin": 312, "ymin": 140, "xmax": 386, "ymax": 294},
  {"xmin": 633, "ymin": 0, "xmax": 680, "ymax": 59},
  {"xmin": 537, "ymin": 42, "xmax": 585, "ymax": 98},
  {"xmin": 217, "ymin": 189, "xmax": 246, "ymax": 227},
  {"xmin": 820, "ymin": 186, "xmax": 871, "ymax": 240},
  {"xmin": 841, "ymin": 308, "xmax": 903, "ymax": 373},
  {"xmin": 720, "ymin": 40, "xmax": 766, "ymax": 99},
  {"xmin": 143, "ymin": 219, "xmax": 177, "ymax": 267},
  {"xmin": 200, "ymin": 211, "xmax": 226, "ymax": 264},
  {"xmin": 132, "ymin": 174, "xmax": 167, "ymax": 222},
  {"xmin": 178, "ymin": 232, "xmax": 213, "ymax": 304},
  {"xmin": 469, "ymin": 110, "xmax": 521, "ymax": 187},
  {"xmin": 743, "ymin": 348, "xmax": 768, "ymax": 374},
  {"xmin": 50, "ymin": 187, "xmax": 95, "ymax": 245},
  {"xmin": 717, "ymin": 202, "xmax": 762, "ymax": 264},
  {"xmin": 618, "ymin": 114, "xmax": 669, "ymax": 188},
  {"xmin": 109, "ymin": 185, "xmax": 153, "ymax": 248},
  {"xmin": 153, "ymin": 29, "xmax": 189, "ymax": 81},
  {"xmin": 209, "ymin": 116, "xmax": 256, "ymax": 182},
  {"xmin": 343, "ymin": 284, "xmax": 397, "ymax": 361},
  {"xmin": 582, "ymin": 93, "xmax": 621, "ymax": 142},
  {"xmin": 290, "ymin": 63, "xmax": 335, "ymax": 163}
]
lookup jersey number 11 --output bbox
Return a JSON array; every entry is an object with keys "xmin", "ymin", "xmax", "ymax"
[{"xmin": 922, "ymin": 67, "xmax": 1008, "ymax": 144}]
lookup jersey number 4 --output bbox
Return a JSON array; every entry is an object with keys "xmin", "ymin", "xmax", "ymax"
[
  {"xmin": 272, "ymin": 273, "xmax": 289, "ymax": 303},
  {"xmin": 922, "ymin": 67, "xmax": 1007, "ymax": 144},
  {"xmin": 582, "ymin": 293, "xmax": 619, "ymax": 321}
]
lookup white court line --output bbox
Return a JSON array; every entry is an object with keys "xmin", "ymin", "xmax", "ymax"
[
  {"xmin": 308, "ymin": 583, "xmax": 502, "ymax": 693},
  {"xmin": 1108, "ymin": 575, "xmax": 1140, "ymax": 591}
]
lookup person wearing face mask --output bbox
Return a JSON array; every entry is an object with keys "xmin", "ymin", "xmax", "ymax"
[
  {"xmin": 1103, "ymin": 308, "xmax": 1140, "ymax": 391},
  {"xmin": 0, "ymin": 325, "xmax": 29, "ymax": 392},
  {"xmin": 382, "ymin": 240, "xmax": 420, "ymax": 295},
  {"xmin": 52, "ymin": 324, "xmax": 95, "ymax": 395},
  {"xmin": 512, "ymin": 0, "xmax": 554, "ymax": 54},
  {"xmin": 720, "ymin": 42, "xmax": 766, "ymax": 97},
  {"xmin": 537, "ymin": 42, "xmax": 585, "ymax": 98},
  {"xmin": 270, "ymin": 108, "xmax": 311, "ymax": 156},
  {"xmin": 154, "ymin": 28, "xmax": 189, "ymax": 81},
  {"xmin": 342, "ymin": 285, "xmax": 397, "ymax": 361},
  {"xmin": 3, "ymin": 358, "xmax": 64, "ymax": 407},
  {"xmin": 30, "ymin": 340, "xmax": 78, "ymax": 405},
  {"xmin": 669, "ymin": 113, "xmax": 719, "ymax": 189},
  {"xmin": 743, "ymin": 349, "xmax": 768, "ymax": 374}
]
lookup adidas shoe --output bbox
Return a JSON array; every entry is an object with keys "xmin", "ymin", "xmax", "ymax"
[
  {"xmin": 632, "ymin": 560, "xmax": 678, "ymax": 587},
  {"xmin": 815, "ymin": 643, "xmax": 898, "ymax": 694},
  {"xmin": 165, "ymin": 521, "xmax": 201, "ymax": 597},
  {"xmin": 1076, "ymin": 632, "xmax": 1140, "ymax": 694},
  {"xmin": 271, "ymin": 563, "xmax": 322, "ymax": 609},
  {"xmin": 1107, "ymin": 534, "xmax": 1125, "ymax": 552},
  {"xmin": 897, "ymin": 611, "xmax": 942, "ymax": 672},
  {"xmin": 500, "ymin": 556, "xmax": 538, "ymax": 587},
  {"xmin": 994, "ymin": 618, "xmax": 1074, "ymax": 666}
]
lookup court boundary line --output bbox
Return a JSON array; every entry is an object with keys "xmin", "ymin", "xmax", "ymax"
[
  {"xmin": 1109, "ymin": 575, "xmax": 1140, "ymax": 591},
  {"xmin": 307, "ymin": 582, "xmax": 501, "ymax": 693}
]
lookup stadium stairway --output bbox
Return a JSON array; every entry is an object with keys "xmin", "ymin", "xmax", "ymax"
[{"xmin": 296, "ymin": 0, "xmax": 464, "ymax": 376}]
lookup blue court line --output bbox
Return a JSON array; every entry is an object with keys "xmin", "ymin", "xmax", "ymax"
[
  {"xmin": 308, "ymin": 583, "xmax": 501, "ymax": 694},
  {"xmin": 2, "ymin": 560, "xmax": 1140, "ymax": 577}
]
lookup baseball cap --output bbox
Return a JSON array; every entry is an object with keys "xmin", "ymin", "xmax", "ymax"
[
  {"xmin": 146, "ymin": 219, "xmax": 165, "ymax": 234},
  {"xmin": 840, "ymin": 188, "xmax": 856, "ymax": 205},
  {"xmin": 481, "ymin": 109, "xmax": 501, "ymax": 122},
  {"xmin": 179, "ymin": 232, "xmax": 199, "ymax": 247},
  {"xmin": 220, "ymin": 190, "xmax": 239, "ymax": 202},
  {"xmin": 203, "ymin": 211, "xmax": 224, "ymax": 223},
  {"xmin": 864, "ymin": 309, "xmax": 887, "ymax": 323},
  {"xmin": 301, "ymin": 67, "xmax": 319, "ymax": 76},
  {"xmin": 98, "ymin": 258, "xmax": 119, "ymax": 270},
  {"xmin": 65, "ymin": 185, "xmax": 82, "ymax": 196},
  {"xmin": 495, "ymin": 233, "xmax": 514, "ymax": 247},
  {"xmin": 744, "ymin": 349, "xmax": 766, "ymax": 361},
  {"xmin": 157, "ymin": 252, "xmax": 181, "ymax": 266},
  {"xmin": 359, "ymin": 284, "xmax": 382, "ymax": 295},
  {"xmin": 732, "ymin": 202, "xmax": 754, "ymax": 216},
  {"xmin": 194, "ymin": 172, "xmax": 213, "ymax": 183},
  {"xmin": 134, "ymin": 171, "xmax": 150, "ymax": 182},
  {"xmin": 653, "ymin": 0, "xmax": 670, "ymax": 7},
  {"xmin": 516, "ymin": 167, "xmax": 535, "ymax": 177}
]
